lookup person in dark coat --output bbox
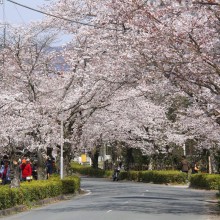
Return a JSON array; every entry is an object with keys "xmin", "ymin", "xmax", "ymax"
[
  {"xmin": 46, "ymin": 158, "xmax": 53, "ymax": 179},
  {"xmin": 32, "ymin": 162, "xmax": 38, "ymax": 180},
  {"xmin": 181, "ymin": 156, "xmax": 190, "ymax": 174},
  {"xmin": 0, "ymin": 160, "xmax": 11, "ymax": 184}
]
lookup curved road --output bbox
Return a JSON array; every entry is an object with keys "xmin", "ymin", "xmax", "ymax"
[{"xmin": 3, "ymin": 177, "xmax": 220, "ymax": 220}]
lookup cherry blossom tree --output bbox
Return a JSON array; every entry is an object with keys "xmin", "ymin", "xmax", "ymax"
[
  {"xmin": 39, "ymin": 0, "xmax": 220, "ymax": 155},
  {"xmin": 0, "ymin": 24, "xmax": 64, "ymax": 182},
  {"xmin": 1, "ymin": 0, "xmax": 220, "ymax": 175}
]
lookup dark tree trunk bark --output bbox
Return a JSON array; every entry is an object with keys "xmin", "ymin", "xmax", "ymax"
[
  {"xmin": 125, "ymin": 147, "xmax": 134, "ymax": 171},
  {"xmin": 10, "ymin": 161, "xmax": 20, "ymax": 188},
  {"xmin": 90, "ymin": 146, "xmax": 100, "ymax": 169},
  {"xmin": 37, "ymin": 149, "xmax": 47, "ymax": 180},
  {"xmin": 92, "ymin": 151, "xmax": 99, "ymax": 169}
]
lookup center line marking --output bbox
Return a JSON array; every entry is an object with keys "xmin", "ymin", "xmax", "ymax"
[{"xmin": 107, "ymin": 210, "xmax": 112, "ymax": 213}]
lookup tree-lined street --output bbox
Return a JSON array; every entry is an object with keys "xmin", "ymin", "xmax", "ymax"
[
  {"xmin": 1, "ymin": 1, "xmax": 220, "ymax": 167},
  {"xmin": 1, "ymin": 0, "xmax": 220, "ymax": 218},
  {"xmin": 3, "ymin": 178, "xmax": 220, "ymax": 220}
]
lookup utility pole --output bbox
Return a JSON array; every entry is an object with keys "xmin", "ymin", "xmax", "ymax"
[
  {"xmin": 183, "ymin": 144, "xmax": 186, "ymax": 156},
  {"xmin": 0, "ymin": 0, "xmax": 6, "ymax": 68},
  {"xmin": 0, "ymin": 0, "xmax": 6, "ymax": 47},
  {"xmin": 60, "ymin": 112, "xmax": 64, "ymax": 179}
]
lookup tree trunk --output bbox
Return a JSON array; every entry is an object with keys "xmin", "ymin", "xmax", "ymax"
[
  {"xmin": 208, "ymin": 156, "xmax": 212, "ymax": 174},
  {"xmin": 37, "ymin": 149, "xmax": 47, "ymax": 180},
  {"xmin": 125, "ymin": 147, "xmax": 134, "ymax": 171},
  {"xmin": 10, "ymin": 161, "xmax": 20, "ymax": 188},
  {"xmin": 90, "ymin": 146, "xmax": 100, "ymax": 169}
]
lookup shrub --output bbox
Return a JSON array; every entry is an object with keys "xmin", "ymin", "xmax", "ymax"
[
  {"xmin": 71, "ymin": 162, "xmax": 188, "ymax": 184},
  {"xmin": 61, "ymin": 176, "xmax": 80, "ymax": 194},
  {"xmin": 190, "ymin": 174, "xmax": 220, "ymax": 190},
  {"xmin": 103, "ymin": 170, "xmax": 113, "ymax": 178},
  {"xmin": 71, "ymin": 164, "xmax": 108, "ymax": 177},
  {"xmin": 0, "ymin": 175, "xmax": 80, "ymax": 210},
  {"xmin": 123, "ymin": 170, "xmax": 187, "ymax": 184},
  {"xmin": 119, "ymin": 171, "xmax": 129, "ymax": 180},
  {"xmin": 140, "ymin": 171, "xmax": 154, "ymax": 183},
  {"xmin": 0, "ymin": 186, "xmax": 12, "ymax": 210}
]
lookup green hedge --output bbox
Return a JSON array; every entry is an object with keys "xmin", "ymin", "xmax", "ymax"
[
  {"xmin": 190, "ymin": 174, "xmax": 220, "ymax": 190},
  {"xmin": 71, "ymin": 163, "xmax": 187, "ymax": 184},
  {"xmin": 119, "ymin": 170, "xmax": 187, "ymax": 184},
  {"xmin": 71, "ymin": 165, "xmax": 112, "ymax": 178},
  {"xmin": 0, "ymin": 175, "xmax": 80, "ymax": 210},
  {"xmin": 70, "ymin": 163, "xmax": 219, "ymax": 193},
  {"xmin": 62, "ymin": 176, "xmax": 80, "ymax": 194}
]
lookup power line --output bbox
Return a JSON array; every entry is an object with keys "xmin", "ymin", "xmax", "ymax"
[
  {"xmin": 0, "ymin": 0, "xmax": 6, "ymax": 48},
  {"xmin": 13, "ymin": 4, "xmax": 26, "ymax": 25},
  {"xmin": 7, "ymin": 0, "xmax": 122, "ymax": 32},
  {"xmin": 0, "ymin": 0, "xmax": 6, "ymax": 72}
]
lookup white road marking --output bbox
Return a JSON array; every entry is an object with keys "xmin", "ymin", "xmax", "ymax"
[{"xmin": 107, "ymin": 210, "xmax": 112, "ymax": 213}]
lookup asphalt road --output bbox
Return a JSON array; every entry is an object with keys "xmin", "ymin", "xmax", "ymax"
[{"xmin": 3, "ymin": 177, "xmax": 220, "ymax": 220}]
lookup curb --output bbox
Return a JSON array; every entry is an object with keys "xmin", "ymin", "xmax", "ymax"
[{"xmin": 0, "ymin": 205, "xmax": 28, "ymax": 217}]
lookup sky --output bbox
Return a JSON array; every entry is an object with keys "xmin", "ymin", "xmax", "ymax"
[
  {"xmin": 1, "ymin": 0, "xmax": 51, "ymax": 24},
  {"xmin": 0, "ymin": 0, "xmax": 71, "ymax": 45}
]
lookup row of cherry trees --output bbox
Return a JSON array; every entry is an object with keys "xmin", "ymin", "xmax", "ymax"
[{"xmin": 1, "ymin": 0, "xmax": 220, "ymax": 171}]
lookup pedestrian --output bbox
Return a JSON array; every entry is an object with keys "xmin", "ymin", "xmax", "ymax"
[
  {"xmin": 0, "ymin": 160, "xmax": 11, "ymax": 185},
  {"xmin": 19, "ymin": 158, "xmax": 26, "ymax": 181},
  {"xmin": 20, "ymin": 158, "xmax": 32, "ymax": 181},
  {"xmin": 17, "ymin": 158, "xmax": 22, "ymax": 180},
  {"xmin": 32, "ymin": 161, "xmax": 38, "ymax": 180},
  {"xmin": 191, "ymin": 161, "xmax": 199, "ymax": 174},
  {"xmin": 181, "ymin": 156, "xmax": 190, "ymax": 174},
  {"xmin": 112, "ymin": 163, "xmax": 121, "ymax": 181},
  {"xmin": 51, "ymin": 159, "xmax": 58, "ymax": 174},
  {"xmin": 46, "ymin": 158, "xmax": 53, "ymax": 179}
]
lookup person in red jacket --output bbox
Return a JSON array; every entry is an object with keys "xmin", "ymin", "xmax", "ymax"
[{"xmin": 20, "ymin": 158, "xmax": 32, "ymax": 181}]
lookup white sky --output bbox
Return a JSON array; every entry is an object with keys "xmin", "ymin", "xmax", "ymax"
[
  {"xmin": 1, "ymin": 0, "xmax": 51, "ymax": 24},
  {"xmin": 0, "ymin": 0, "xmax": 72, "ymax": 45}
]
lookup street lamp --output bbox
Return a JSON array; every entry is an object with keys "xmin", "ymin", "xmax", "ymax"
[
  {"xmin": 60, "ymin": 113, "xmax": 64, "ymax": 179},
  {"xmin": 183, "ymin": 144, "xmax": 186, "ymax": 156}
]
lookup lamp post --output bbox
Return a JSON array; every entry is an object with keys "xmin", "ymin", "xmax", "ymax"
[
  {"xmin": 183, "ymin": 144, "xmax": 186, "ymax": 156},
  {"xmin": 60, "ymin": 114, "xmax": 64, "ymax": 179}
]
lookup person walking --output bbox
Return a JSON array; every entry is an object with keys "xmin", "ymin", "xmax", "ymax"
[
  {"xmin": 32, "ymin": 161, "xmax": 38, "ymax": 180},
  {"xmin": 51, "ymin": 160, "xmax": 58, "ymax": 174},
  {"xmin": 191, "ymin": 161, "xmax": 199, "ymax": 174},
  {"xmin": 19, "ymin": 159, "xmax": 26, "ymax": 181},
  {"xmin": 181, "ymin": 156, "xmax": 190, "ymax": 174},
  {"xmin": 20, "ymin": 158, "xmax": 32, "ymax": 181},
  {"xmin": 46, "ymin": 158, "xmax": 53, "ymax": 179},
  {"xmin": 0, "ymin": 160, "xmax": 11, "ymax": 185},
  {"xmin": 112, "ymin": 163, "xmax": 121, "ymax": 181}
]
